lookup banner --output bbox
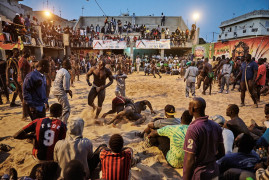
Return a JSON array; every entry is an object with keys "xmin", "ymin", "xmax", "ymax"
[
  {"xmin": 136, "ymin": 39, "xmax": 170, "ymax": 49},
  {"xmin": 0, "ymin": 33, "xmax": 23, "ymax": 50},
  {"xmin": 192, "ymin": 43, "xmax": 214, "ymax": 59},
  {"xmin": 93, "ymin": 40, "xmax": 127, "ymax": 49},
  {"xmin": 214, "ymin": 36, "xmax": 269, "ymax": 60}
]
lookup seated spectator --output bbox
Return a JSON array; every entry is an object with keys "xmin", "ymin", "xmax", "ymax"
[
  {"xmin": 54, "ymin": 117, "xmax": 106, "ymax": 179},
  {"xmin": 224, "ymin": 104, "xmax": 251, "ymax": 138},
  {"xmin": 210, "ymin": 115, "xmax": 234, "ymax": 154},
  {"xmin": 13, "ymin": 103, "xmax": 67, "ymax": 161},
  {"xmin": 29, "ymin": 162, "xmax": 60, "ymax": 180},
  {"xmin": 140, "ymin": 105, "xmax": 181, "ymax": 138},
  {"xmin": 100, "ymin": 134, "xmax": 134, "ymax": 180},
  {"xmin": 63, "ymin": 160, "xmax": 87, "ymax": 180},
  {"xmin": 217, "ymin": 133, "xmax": 260, "ymax": 177},
  {"xmin": 147, "ymin": 110, "xmax": 193, "ymax": 168}
]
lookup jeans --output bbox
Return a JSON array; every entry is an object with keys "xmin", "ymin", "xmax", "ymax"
[
  {"xmin": 55, "ymin": 94, "xmax": 70, "ymax": 124},
  {"xmin": 186, "ymin": 81, "xmax": 195, "ymax": 97},
  {"xmin": 221, "ymin": 75, "xmax": 230, "ymax": 91}
]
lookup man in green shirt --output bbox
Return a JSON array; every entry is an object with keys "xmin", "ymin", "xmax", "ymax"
[{"xmin": 148, "ymin": 110, "xmax": 193, "ymax": 168}]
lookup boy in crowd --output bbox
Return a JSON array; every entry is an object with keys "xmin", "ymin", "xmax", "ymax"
[{"xmin": 14, "ymin": 103, "xmax": 67, "ymax": 161}]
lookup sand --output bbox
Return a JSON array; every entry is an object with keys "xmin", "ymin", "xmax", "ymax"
[{"xmin": 0, "ymin": 72, "xmax": 268, "ymax": 179}]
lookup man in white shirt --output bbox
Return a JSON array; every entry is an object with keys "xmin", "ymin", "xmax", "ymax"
[
  {"xmin": 184, "ymin": 61, "xmax": 198, "ymax": 97},
  {"xmin": 51, "ymin": 60, "xmax": 72, "ymax": 124},
  {"xmin": 136, "ymin": 56, "xmax": 141, "ymax": 73},
  {"xmin": 219, "ymin": 58, "xmax": 232, "ymax": 94}
]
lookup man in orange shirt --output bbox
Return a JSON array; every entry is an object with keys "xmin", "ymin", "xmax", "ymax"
[{"xmin": 256, "ymin": 58, "xmax": 267, "ymax": 102}]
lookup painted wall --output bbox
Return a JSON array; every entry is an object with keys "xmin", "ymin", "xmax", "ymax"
[
  {"xmin": 214, "ymin": 36, "xmax": 269, "ymax": 60},
  {"xmin": 192, "ymin": 43, "xmax": 214, "ymax": 59}
]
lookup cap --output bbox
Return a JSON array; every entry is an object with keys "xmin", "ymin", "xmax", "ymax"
[
  {"xmin": 210, "ymin": 115, "xmax": 225, "ymax": 125},
  {"xmin": 165, "ymin": 104, "xmax": 176, "ymax": 115}
]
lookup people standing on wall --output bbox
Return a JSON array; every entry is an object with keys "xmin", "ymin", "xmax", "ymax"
[{"xmin": 161, "ymin": 12, "xmax": 165, "ymax": 26}]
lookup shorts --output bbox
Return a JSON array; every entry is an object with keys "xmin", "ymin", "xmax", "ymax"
[{"xmin": 88, "ymin": 87, "xmax": 105, "ymax": 107}]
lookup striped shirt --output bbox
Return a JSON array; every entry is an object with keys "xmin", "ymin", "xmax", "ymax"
[{"xmin": 100, "ymin": 149, "xmax": 132, "ymax": 180}]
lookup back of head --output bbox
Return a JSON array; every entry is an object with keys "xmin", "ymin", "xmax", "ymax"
[
  {"xmin": 238, "ymin": 134, "xmax": 255, "ymax": 154},
  {"xmin": 227, "ymin": 104, "xmax": 239, "ymax": 116},
  {"xmin": 209, "ymin": 115, "xmax": 225, "ymax": 126},
  {"xmin": 63, "ymin": 160, "xmax": 86, "ymax": 180},
  {"xmin": 62, "ymin": 60, "xmax": 71, "ymax": 70},
  {"xmin": 181, "ymin": 110, "xmax": 193, "ymax": 125},
  {"xmin": 246, "ymin": 54, "xmax": 252, "ymax": 61},
  {"xmin": 36, "ymin": 59, "xmax": 49, "ymax": 68},
  {"xmin": 50, "ymin": 103, "xmax": 62, "ymax": 118},
  {"xmin": 222, "ymin": 55, "xmax": 225, "ymax": 60},
  {"xmin": 189, "ymin": 97, "xmax": 206, "ymax": 116},
  {"xmin": 109, "ymin": 134, "xmax": 123, "ymax": 153},
  {"xmin": 30, "ymin": 162, "xmax": 60, "ymax": 180},
  {"xmin": 164, "ymin": 104, "xmax": 176, "ymax": 117},
  {"xmin": 68, "ymin": 117, "xmax": 84, "ymax": 139}
]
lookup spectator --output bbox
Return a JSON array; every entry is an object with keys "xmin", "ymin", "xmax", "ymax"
[
  {"xmin": 13, "ymin": 103, "xmax": 67, "ymax": 161},
  {"xmin": 183, "ymin": 97, "xmax": 225, "ymax": 180},
  {"xmin": 256, "ymin": 58, "xmax": 267, "ymax": 102},
  {"xmin": 51, "ymin": 60, "xmax": 73, "ymax": 124},
  {"xmin": 217, "ymin": 133, "xmax": 260, "ymax": 176},
  {"xmin": 54, "ymin": 117, "xmax": 106, "ymax": 179},
  {"xmin": 210, "ymin": 115, "xmax": 234, "ymax": 154},
  {"xmin": 219, "ymin": 58, "xmax": 232, "ymax": 94},
  {"xmin": 100, "ymin": 134, "xmax": 133, "ymax": 180},
  {"xmin": 147, "ymin": 110, "xmax": 193, "ymax": 168},
  {"xmin": 29, "ymin": 162, "xmax": 60, "ymax": 180},
  {"xmin": 63, "ymin": 160, "xmax": 87, "ymax": 180},
  {"xmin": 224, "ymin": 104, "xmax": 251, "ymax": 138},
  {"xmin": 23, "ymin": 60, "xmax": 49, "ymax": 120}
]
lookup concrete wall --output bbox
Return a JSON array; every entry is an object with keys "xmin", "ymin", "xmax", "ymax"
[
  {"xmin": 219, "ymin": 18, "xmax": 269, "ymax": 40},
  {"xmin": 75, "ymin": 16, "xmax": 189, "ymax": 33},
  {"xmin": 0, "ymin": 0, "xmax": 25, "ymax": 21}
]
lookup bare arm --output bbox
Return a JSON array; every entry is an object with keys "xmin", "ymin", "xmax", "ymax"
[
  {"xmin": 183, "ymin": 152, "xmax": 196, "ymax": 180},
  {"xmin": 148, "ymin": 129, "xmax": 158, "ymax": 138},
  {"xmin": 216, "ymin": 142, "xmax": 225, "ymax": 159},
  {"xmin": 103, "ymin": 71, "xmax": 114, "ymax": 89},
  {"xmin": 13, "ymin": 129, "xmax": 34, "ymax": 140},
  {"xmin": 143, "ymin": 100, "xmax": 156, "ymax": 114},
  {"xmin": 86, "ymin": 67, "xmax": 94, "ymax": 86}
]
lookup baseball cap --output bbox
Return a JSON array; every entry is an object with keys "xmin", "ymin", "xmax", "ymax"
[
  {"xmin": 165, "ymin": 105, "xmax": 176, "ymax": 115},
  {"xmin": 209, "ymin": 115, "xmax": 225, "ymax": 125}
]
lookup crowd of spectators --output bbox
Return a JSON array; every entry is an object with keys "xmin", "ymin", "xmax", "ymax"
[{"xmin": 1, "ymin": 13, "xmax": 64, "ymax": 48}]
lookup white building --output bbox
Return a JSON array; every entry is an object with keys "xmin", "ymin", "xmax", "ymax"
[{"xmin": 218, "ymin": 10, "xmax": 269, "ymax": 41}]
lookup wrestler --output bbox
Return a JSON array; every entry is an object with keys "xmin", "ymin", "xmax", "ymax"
[{"xmin": 86, "ymin": 59, "xmax": 113, "ymax": 119}]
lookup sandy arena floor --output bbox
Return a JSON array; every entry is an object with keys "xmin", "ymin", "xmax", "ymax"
[{"xmin": 0, "ymin": 72, "xmax": 268, "ymax": 179}]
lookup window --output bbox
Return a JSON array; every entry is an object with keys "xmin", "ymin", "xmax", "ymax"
[
  {"xmin": 225, "ymin": 33, "xmax": 227, "ymax": 37},
  {"xmin": 266, "ymin": 21, "xmax": 269, "ymax": 28},
  {"xmin": 228, "ymin": 27, "xmax": 232, "ymax": 32},
  {"xmin": 252, "ymin": 28, "xmax": 258, "ymax": 32},
  {"xmin": 243, "ymin": 29, "xmax": 246, "ymax": 33}
]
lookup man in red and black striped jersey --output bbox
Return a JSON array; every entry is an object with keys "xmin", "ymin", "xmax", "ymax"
[
  {"xmin": 100, "ymin": 134, "xmax": 133, "ymax": 180},
  {"xmin": 14, "ymin": 103, "xmax": 67, "ymax": 161}
]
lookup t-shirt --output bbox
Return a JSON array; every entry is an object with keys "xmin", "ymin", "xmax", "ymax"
[
  {"xmin": 22, "ymin": 117, "xmax": 67, "ymax": 160},
  {"xmin": 257, "ymin": 64, "xmax": 267, "ymax": 86},
  {"xmin": 217, "ymin": 150, "xmax": 260, "ymax": 173},
  {"xmin": 222, "ymin": 128, "xmax": 234, "ymax": 154},
  {"xmin": 18, "ymin": 57, "xmax": 31, "ymax": 83},
  {"xmin": 241, "ymin": 61, "xmax": 258, "ymax": 82},
  {"xmin": 183, "ymin": 116, "xmax": 223, "ymax": 180},
  {"xmin": 157, "ymin": 124, "xmax": 189, "ymax": 168},
  {"xmin": 154, "ymin": 118, "xmax": 181, "ymax": 129},
  {"xmin": 100, "ymin": 149, "xmax": 132, "ymax": 180},
  {"xmin": 112, "ymin": 96, "xmax": 126, "ymax": 106}
]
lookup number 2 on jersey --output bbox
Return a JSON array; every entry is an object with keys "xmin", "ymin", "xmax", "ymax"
[{"xmin": 43, "ymin": 130, "xmax": 55, "ymax": 146}]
